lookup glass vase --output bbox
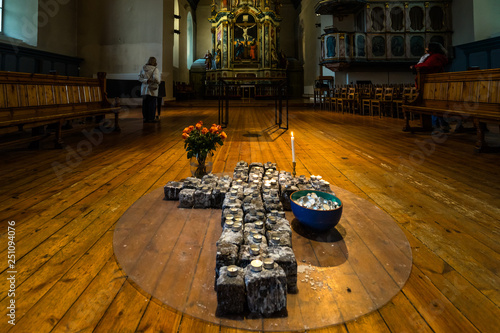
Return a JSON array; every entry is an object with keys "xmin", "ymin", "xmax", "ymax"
[{"xmin": 190, "ymin": 153, "xmax": 213, "ymax": 178}]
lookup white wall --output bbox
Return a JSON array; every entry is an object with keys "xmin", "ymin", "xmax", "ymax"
[
  {"xmin": 77, "ymin": 0, "xmax": 164, "ymax": 78},
  {"xmin": 196, "ymin": 4, "xmax": 212, "ymax": 60},
  {"xmin": 473, "ymin": 0, "xmax": 500, "ymax": 40},
  {"xmin": 451, "ymin": 0, "xmax": 475, "ymax": 45},
  {"xmin": 37, "ymin": 0, "xmax": 78, "ymax": 56}
]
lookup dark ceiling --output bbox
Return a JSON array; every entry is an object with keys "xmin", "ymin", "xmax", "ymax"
[{"xmin": 186, "ymin": 0, "xmax": 302, "ymax": 11}]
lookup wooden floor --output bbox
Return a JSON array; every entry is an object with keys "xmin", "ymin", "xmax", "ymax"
[{"xmin": 1, "ymin": 100, "xmax": 499, "ymax": 333}]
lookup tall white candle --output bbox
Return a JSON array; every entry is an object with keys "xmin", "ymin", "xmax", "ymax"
[{"xmin": 291, "ymin": 132, "xmax": 295, "ymax": 162}]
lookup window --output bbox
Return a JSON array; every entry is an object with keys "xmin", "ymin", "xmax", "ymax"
[
  {"xmin": 0, "ymin": 0, "xmax": 3, "ymax": 33},
  {"xmin": 173, "ymin": 0, "xmax": 180, "ymax": 68},
  {"xmin": 186, "ymin": 12, "xmax": 193, "ymax": 69}
]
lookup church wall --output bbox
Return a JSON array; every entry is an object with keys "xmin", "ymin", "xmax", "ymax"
[
  {"xmin": 451, "ymin": 0, "xmax": 474, "ymax": 46},
  {"xmin": 37, "ymin": 0, "xmax": 78, "ymax": 56},
  {"xmin": 1, "ymin": 0, "xmax": 78, "ymax": 56},
  {"xmin": 279, "ymin": 3, "xmax": 299, "ymax": 59},
  {"xmin": 77, "ymin": 0, "xmax": 163, "ymax": 79},
  {"xmin": 196, "ymin": 4, "xmax": 213, "ymax": 61},
  {"xmin": 473, "ymin": 0, "xmax": 500, "ymax": 41}
]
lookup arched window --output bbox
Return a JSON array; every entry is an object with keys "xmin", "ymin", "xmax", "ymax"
[
  {"xmin": 390, "ymin": 7, "xmax": 404, "ymax": 31},
  {"xmin": 410, "ymin": 6, "xmax": 424, "ymax": 30},
  {"xmin": 371, "ymin": 7, "xmax": 385, "ymax": 31},
  {"xmin": 173, "ymin": 0, "xmax": 180, "ymax": 68},
  {"xmin": 187, "ymin": 11, "xmax": 193, "ymax": 69},
  {"xmin": 430, "ymin": 6, "xmax": 444, "ymax": 30}
]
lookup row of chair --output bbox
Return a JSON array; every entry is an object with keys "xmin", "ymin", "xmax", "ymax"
[{"xmin": 316, "ymin": 84, "xmax": 417, "ymax": 118}]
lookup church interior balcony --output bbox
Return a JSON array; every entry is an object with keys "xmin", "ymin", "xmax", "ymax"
[{"xmin": 316, "ymin": 0, "xmax": 453, "ymax": 72}]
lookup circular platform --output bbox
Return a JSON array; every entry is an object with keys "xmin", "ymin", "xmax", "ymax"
[{"xmin": 113, "ymin": 185, "xmax": 412, "ymax": 331}]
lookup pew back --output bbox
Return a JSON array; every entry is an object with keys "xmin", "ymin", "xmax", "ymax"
[
  {"xmin": 416, "ymin": 68, "xmax": 500, "ymax": 121},
  {"xmin": 0, "ymin": 71, "xmax": 120, "ymax": 148}
]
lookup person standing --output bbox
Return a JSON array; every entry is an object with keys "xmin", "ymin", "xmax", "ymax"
[{"xmin": 139, "ymin": 57, "xmax": 161, "ymax": 123}]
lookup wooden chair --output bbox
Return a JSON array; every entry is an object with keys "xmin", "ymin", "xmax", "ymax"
[
  {"xmin": 336, "ymin": 87, "xmax": 349, "ymax": 113},
  {"xmin": 314, "ymin": 76, "xmax": 334, "ymax": 109},
  {"xmin": 402, "ymin": 86, "xmax": 418, "ymax": 120},
  {"xmin": 359, "ymin": 87, "xmax": 372, "ymax": 115},
  {"xmin": 327, "ymin": 87, "xmax": 338, "ymax": 111},
  {"xmin": 344, "ymin": 87, "xmax": 357, "ymax": 114},
  {"xmin": 369, "ymin": 87, "xmax": 383, "ymax": 117},
  {"xmin": 393, "ymin": 86, "xmax": 411, "ymax": 118},
  {"xmin": 380, "ymin": 87, "xmax": 395, "ymax": 117}
]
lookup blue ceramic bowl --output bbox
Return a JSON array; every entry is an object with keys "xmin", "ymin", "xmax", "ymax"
[{"xmin": 290, "ymin": 190, "xmax": 343, "ymax": 231}]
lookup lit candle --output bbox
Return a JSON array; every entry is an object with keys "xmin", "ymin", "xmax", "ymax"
[
  {"xmin": 227, "ymin": 265, "xmax": 238, "ymax": 277},
  {"xmin": 291, "ymin": 132, "xmax": 295, "ymax": 162},
  {"xmin": 251, "ymin": 259, "xmax": 263, "ymax": 272}
]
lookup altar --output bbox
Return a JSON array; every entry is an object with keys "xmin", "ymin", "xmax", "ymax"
[{"xmin": 205, "ymin": 0, "xmax": 288, "ymax": 98}]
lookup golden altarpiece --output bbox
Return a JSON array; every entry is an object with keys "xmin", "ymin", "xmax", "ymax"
[{"xmin": 205, "ymin": 0, "xmax": 287, "ymax": 90}]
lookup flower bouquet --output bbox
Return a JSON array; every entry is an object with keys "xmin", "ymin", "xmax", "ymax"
[{"xmin": 182, "ymin": 121, "xmax": 227, "ymax": 178}]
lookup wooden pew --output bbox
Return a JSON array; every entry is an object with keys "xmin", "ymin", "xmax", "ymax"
[
  {"xmin": 402, "ymin": 68, "xmax": 500, "ymax": 152},
  {"xmin": 0, "ymin": 71, "xmax": 121, "ymax": 148}
]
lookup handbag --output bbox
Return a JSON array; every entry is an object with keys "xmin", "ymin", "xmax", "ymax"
[{"xmin": 147, "ymin": 67, "xmax": 158, "ymax": 91}]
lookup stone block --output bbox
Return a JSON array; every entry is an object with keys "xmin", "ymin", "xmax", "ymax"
[
  {"xmin": 163, "ymin": 181, "xmax": 183, "ymax": 200},
  {"xmin": 244, "ymin": 261, "xmax": 287, "ymax": 317},
  {"xmin": 267, "ymin": 247, "xmax": 298, "ymax": 294},
  {"xmin": 216, "ymin": 266, "xmax": 246, "ymax": 316},
  {"xmin": 178, "ymin": 188, "xmax": 195, "ymax": 208}
]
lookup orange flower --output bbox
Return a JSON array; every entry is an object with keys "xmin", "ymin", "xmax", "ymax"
[
  {"xmin": 220, "ymin": 131, "xmax": 227, "ymax": 140},
  {"xmin": 188, "ymin": 125, "xmax": 194, "ymax": 131},
  {"xmin": 183, "ymin": 127, "xmax": 190, "ymax": 133},
  {"xmin": 182, "ymin": 133, "xmax": 189, "ymax": 139},
  {"xmin": 209, "ymin": 126, "xmax": 218, "ymax": 133},
  {"xmin": 201, "ymin": 127, "xmax": 209, "ymax": 135},
  {"xmin": 217, "ymin": 125, "xmax": 222, "ymax": 132},
  {"xmin": 195, "ymin": 121, "xmax": 203, "ymax": 130}
]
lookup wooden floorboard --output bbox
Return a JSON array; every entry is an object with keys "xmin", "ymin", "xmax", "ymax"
[{"xmin": 0, "ymin": 102, "xmax": 499, "ymax": 332}]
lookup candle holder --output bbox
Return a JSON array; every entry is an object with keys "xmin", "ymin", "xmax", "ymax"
[{"xmin": 292, "ymin": 161, "xmax": 296, "ymax": 177}]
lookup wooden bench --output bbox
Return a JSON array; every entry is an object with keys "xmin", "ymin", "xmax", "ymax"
[
  {"xmin": 0, "ymin": 71, "xmax": 121, "ymax": 149},
  {"xmin": 402, "ymin": 68, "xmax": 500, "ymax": 152}
]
